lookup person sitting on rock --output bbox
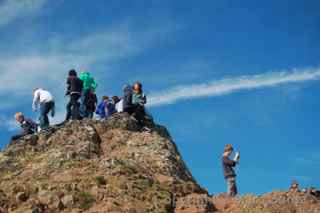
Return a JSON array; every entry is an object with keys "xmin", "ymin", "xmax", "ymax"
[
  {"xmin": 96, "ymin": 96, "xmax": 108, "ymax": 119},
  {"xmin": 308, "ymin": 187, "xmax": 320, "ymax": 198},
  {"xmin": 11, "ymin": 112, "xmax": 38, "ymax": 141},
  {"xmin": 131, "ymin": 82, "xmax": 152, "ymax": 132},
  {"xmin": 96, "ymin": 96, "xmax": 116, "ymax": 120},
  {"xmin": 106, "ymin": 96, "xmax": 116, "ymax": 118},
  {"xmin": 222, "ymin": 144, "xmax": 240, "ymax": 197},
  {"xmin": 289, "ymin": 180, "xmax": 300, "ymax": 193},
  {"xmin": 84, "ymin": 89, "xmax": 98, "ymax": 119},
  {"xmin": 79, "ymin": 71, "xmax": 97, "ymax": 118},
  {"xmin": 32, "ymin": 88, "xmax": 55, "ymax": 131},
  {"xmin": 112, "ymin": 96, "xmax": 123, "ymax": 113},
  {"xmin": 66, "ymin": 69, "xmax": 83, "ymax": 121}
]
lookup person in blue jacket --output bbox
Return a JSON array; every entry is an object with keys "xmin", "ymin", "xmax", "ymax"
[{"xmin": 95, "ymin": 96, "xmax": 116, "ymax": 119}]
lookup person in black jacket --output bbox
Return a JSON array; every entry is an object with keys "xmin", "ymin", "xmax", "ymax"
[
  {"xmin": 122, "ymin": 85, "xmax": 134, "ymax": 114},
  {"xmin": 222, "ymin": 144, "xmax": 240, "ymax": 197},
  {"xmin": 11, "ymin": 112, "xmax": 38, "ymax": 141},
  {"xmin": 66, "ymin": 69, "xmax": 83, "ymax": 121},
  {"xmin": 84, "ymin": 89, "xmax": 98, "ymax": 119}
]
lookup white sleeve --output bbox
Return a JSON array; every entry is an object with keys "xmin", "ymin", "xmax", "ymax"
[{"xmin": 32, "ymin": 90, "xmax": 40, "ymax": 109}]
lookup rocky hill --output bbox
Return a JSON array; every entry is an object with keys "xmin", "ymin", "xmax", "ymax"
[{"xmin": 0, "ymin": 113, "xmax": 319, "ymax": 213}]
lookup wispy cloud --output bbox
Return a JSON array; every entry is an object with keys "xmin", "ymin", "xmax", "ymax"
[
  {"xmin": 148, "ymin": 67, "xmax": 320, "ymax": 107},
  {"xmin": 0, "ymin": 0, "xmax": 47, "ymax": 28}
]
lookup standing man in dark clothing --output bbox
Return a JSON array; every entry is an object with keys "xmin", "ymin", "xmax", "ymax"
[
  {"xmin": 222, "ymin": 144, "xmax": 240, "ymax": 197},
  {"xmin": 66, "ymin": 69, "xmax": 83, "ymax": 121},
  {"xmin": 11, "ymin": 112, "xmax": 38, "ymax": 141}
]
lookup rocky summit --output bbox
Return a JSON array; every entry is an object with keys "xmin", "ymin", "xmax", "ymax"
[{"xmin": 0, "ymin": 113, "xmax": 319, "ymax": 213}]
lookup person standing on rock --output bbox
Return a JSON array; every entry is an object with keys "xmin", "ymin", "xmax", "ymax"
[
  {"xmin": 222, "ymin": 144, "xmax": 240, "ymax": 197},
  {"xmin": 84, "ymin": 89, "xmax": 98, "ymax": 119},
  {"xmin": 122, "ymin": 84, "xmax": 134, "ymax": 114},
  {"xmin": 79, "ymin": 71, "xmax": 97, "ymax": 118},
  {"xmin": 11, "ymin": 112, "xmax": 38, "ymax": 141},
  {"xmin": 32, "ymin": 88, "xmax": 55, "ymax": 130},
  {"xmin": 66, "ymin": 69, "xmax": 83, "ymax": 121}
]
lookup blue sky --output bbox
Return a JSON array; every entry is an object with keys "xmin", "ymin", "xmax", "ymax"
[{"xmin": 0, "ymin": 0, "xmax": 319, "ymax": 195}]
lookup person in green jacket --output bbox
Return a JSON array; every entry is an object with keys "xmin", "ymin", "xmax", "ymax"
[{"xmin": 79, "ymin": 71, "xmax": 98, "ymax": 118}]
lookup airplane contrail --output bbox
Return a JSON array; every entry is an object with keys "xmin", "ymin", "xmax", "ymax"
[{"xmin": 148, "ymin": 67, "xmax": 320, "ymax": 107}]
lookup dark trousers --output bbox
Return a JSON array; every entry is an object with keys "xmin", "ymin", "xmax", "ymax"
[
  {"xmin": 11, "ymin": 130, "xmax": 34, "ymax": 141},
  {"xmin": 66, "ymin": 93, "xmax": 81, "ymax": 120},
  {"xmin": 80, "ymin": 89, "xmax": 90, "ymax": 118},
  {"xmin": 87, "ymin": 111, "xmax": 94, "ymax": 119},
  {"xmin": 125, "ymin": 104, "xmax": 146, "ymax": 126},
  {"xmin": 39, "ymin": 101, "xmax": 55, "ymax": 130},
  {"xmin": 11, "ymin": 133, "xmax": 28, "ymax": 141}
]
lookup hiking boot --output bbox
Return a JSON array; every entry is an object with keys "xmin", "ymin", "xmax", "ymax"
[
  {"xmin": 141, "ymin": 126, "xmax": 152, "ymax": 133},
  {"xmin": 130, "ymin": 115, "xmax": 138, "ymax": 123}
]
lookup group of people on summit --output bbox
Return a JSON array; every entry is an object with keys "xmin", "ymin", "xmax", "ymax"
[
  {"xmin": 11, "ymin": 69, "xmax": 151, "ymax": 141},
  {"xmin": 10, "ymin": 68, "xmax": 240, "ymax": 197},
  {"xmin": 13, "ymin": 70, "xmax": 317, "ymax": 198}
]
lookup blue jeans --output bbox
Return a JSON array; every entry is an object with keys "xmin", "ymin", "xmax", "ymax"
[
  {"xmin": 80, "ymin": 89, "xmax": 90, "ymax": 118},
  {"xmin": 39, "ymin": 101, "xmax": 55, "ymax": 130},
  {"xmin": 87, "ymin": 111, "xmax": 94, "ymax": 119},
  {"xmin": 66, "ymin": 94, "xmax": 81, "ymax": 120},
  {"xmin": 226, "ymin": 177, "xmax": 238, "ymax": 196}
]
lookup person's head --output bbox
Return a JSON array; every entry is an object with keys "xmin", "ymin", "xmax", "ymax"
[
  {"xmin": 290, "ymin": 181, "xmax": 299, "ymax": 192},
  {"xmin": 123, "ymin": 84, "xmax": 132, "ymax": 93},
  {"xmin": 224, "ymin": 144, "xmax": 234, "ymax": 156},
  {"xmin": 102, "ymin": 96, "xmax": 109, "ymax": 102},
  {"xmin": 133, "ymin": 82, "xmax": 143, "ymax": 93},
  {"xmin": 291, "ymin": 181, "xmax": 299, "ymax": 188},
  {"xmin": 69, "ymin": 69, "xmax": 77, "ymax": 77},
  {"xmin": 14, "ymin": 112, "xmax": 24, "ymax": 123},
  {"xmin": 112, "ymin": 96, "xmax": 120, "ymax": 104}
]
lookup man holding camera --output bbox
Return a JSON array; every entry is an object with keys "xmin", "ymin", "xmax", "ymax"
[{"xmin": 222, "ymin": 144, "xmax": 240, "ymax": 197}]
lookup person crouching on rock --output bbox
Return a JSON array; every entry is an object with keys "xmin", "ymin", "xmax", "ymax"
[
  {"xmin": 32, "ymin": 88, "xmax": 55, "ymax": 131},
  {"xmin": 11, "ymin": 112, "xmax": 38, "ymax": 141},
  {"xmin": 222, "ymin": 144, "xmax": 240, "ymax": 197}
]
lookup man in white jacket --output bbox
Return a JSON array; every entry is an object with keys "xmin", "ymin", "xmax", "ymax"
[{"xmin": 32, "ymin": 88, "xmax": 55, "ymax": 130}]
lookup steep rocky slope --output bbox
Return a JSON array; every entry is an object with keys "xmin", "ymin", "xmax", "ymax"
[
  {"xmin": 0, "ymin": 113, "xmax": 212, "ymax": 213},
  {"xmin": 0, "ymin": 113, "xmax": 319, "ymax": 213}
]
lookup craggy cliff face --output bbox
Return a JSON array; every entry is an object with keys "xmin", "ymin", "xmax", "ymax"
[
  {"xmin": 0, "ymin": 113, "xmax": 319, "ymax": 213},
  {"xmin": 0, "ymin": 113, "xmax": 211, "ymax": 213}
]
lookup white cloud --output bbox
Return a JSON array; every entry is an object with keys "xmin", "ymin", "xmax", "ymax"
[
  {"xmin": 148, "ymin": 67, "xmax": 320, "ymax": 107},
  {"xmin": 0, "ymin": 0, "xmax": 47, "ymax": 28}
]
